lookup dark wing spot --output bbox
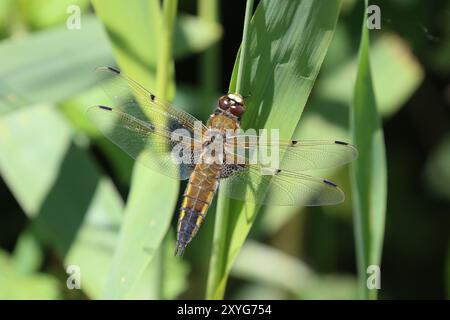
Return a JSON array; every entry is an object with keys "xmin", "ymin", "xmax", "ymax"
[
  {"xmin": 291, "ymin": 140, "xmax": 298, "ymax": 146},
  {"xmin": 323, "ymin": 179, "xmax": 338, "ymax": 187},
  {"xmin": 276, "ymin": 169, "xmax": 282, "ymax": 174},
  {"xmin": 107, "ymin": 66, "xmax": 121, "ymax": 74},
  {"xmin": 99, "ymin": 105, "xmax": 113, "ymax": 111},
  {"xmin": 335, "ymin": 140, "xmax": 348, "ymax": 145},
  {"xmin": 148, "ymin": 123, "xmax": 156, "ymax": 132},
  {"xmin": 150, "ymin": 94, "xmax": 156, "ymax": 101}
]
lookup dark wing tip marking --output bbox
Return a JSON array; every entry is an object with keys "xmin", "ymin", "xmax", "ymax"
[
  {"xmin": 323, "ymin": 179, "xmax": 338, "ymax": 187},
  {"xmin": 276, "ymin": 169, "xmax": 282, "ymax": 174},
  {"xmin": 291, "ymin": 140, "xmax": 298, "ymax": 146},
  {"xmin": 98, "ymin": 105, "xmax": 113, "ymax": 111},
  {"xmin": 150, "ymin": 94, "xmax": 156, "ymax": 101},
  {"xmin": 335, "ymin": 140, "xmax": 359, "ymax": 160},
  {"xmin": 107, "ymin": 66, "xmax": 121, "ymax": 74}
]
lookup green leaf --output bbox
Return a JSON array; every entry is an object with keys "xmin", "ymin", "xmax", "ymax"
[
  {"xmin": 231, "ymin": 241, "xmax": 315, "ymax": 295},
  {"xmin": 0, "ymin": 105, "xmax": 72, "ymax": 216},
  {"xmin": 424, "ymin": 133, "xmax": 450, "ymax": 201},
  {"xmin": 64, "ymin": 181, "xmax": 184, "ymax": 299},
  {"xmin": 60, "ymin": 82, "xmax": 135, "ymax": 185},
  {"xmin": 17, "ymin": 0, "xmax": 90, "ymax": 30},
  {"xmin": 13, "ymin": 229, "xmax": 44, "ymax": 274},
  {"xmin": 64, "ymin": 178, "xmax": 124, "ymax": 298},
  {"xmin": 317, "ymin": 33, "xmax": 424, "ymax": 119},
  {"xmin": 299, "ymin": 275, "xmax": 358, "ymax": 300},
  {"xmin": 0, "ymin": 0, "xmax": 14, "ymax": 37},
  {"xmin": 160, "ymin": 231, "xmax": 190, "ymax": 299},
  {"xmin": 0, "ymin": 15, "xmax": 114, "ymax": 114},
  {"xmin": 207, "ymin": 0, "xmax": 342, "ymax": 299},
  {"xmin": 350, "ymin": 0, "xmax": 387, "ymax": 300},
  {"xmin": 173, "ymin": 14, "xmax": 222, "ymax": 61},
  {"xmin": 91, "ymin": 0, "xmax": 181, "ymax": 299},
  {"xmin": 119, "ymin": 232, "xmax": 189, "ymax": 299},
  {"xmin": 91, "ymin": 0, "xmax": 221, "ymax": 91},
  {"xmin": 0, "ymin": 249, "xmax": 61, "ymax": 299},
  {"xmin": 91, "ymin": 0, "xmax": 162, "ymax": 89},
  {"xmin": 0, "ymin": 5, "xmax": 221, "ymax": 114},
  {"xmin": 447, "ymin": 243, "xmax": 450, "ymax": 299},
  {"xmin": 199, "ymin": 0, "xmax": 221, "ymax": 98},
  {"xmin": 0, "ymin": 104, "xmax": 125, "ymax": 299},
  {"xmin": 102, "ymin": 167, "xmax": 178, "ymax": 299},
  {"xmin": 231, "ymin": 284, "xmax": 287, "ymax": 300},
  {"xmin": 231, "ymin": 241, "xmax": 357, "ymax": 299}
]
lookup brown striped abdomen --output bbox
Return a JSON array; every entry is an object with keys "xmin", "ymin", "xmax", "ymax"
[{"xmin": 175, "ymin": 162, "xmax": 222, "ymax": 256}]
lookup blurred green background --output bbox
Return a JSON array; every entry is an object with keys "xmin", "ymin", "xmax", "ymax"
[{"xmin": 0, "ymin": 0, "xmax": 449, "ymax": 299}]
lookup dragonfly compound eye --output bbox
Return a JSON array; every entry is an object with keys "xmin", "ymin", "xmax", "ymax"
[
  {"xmin": 230, "ymin": 103, "xmax": 245, "ymax": 117},
  {"xmin": 218, "ymin": 96, "xmax": 230, "ymax": 110}
]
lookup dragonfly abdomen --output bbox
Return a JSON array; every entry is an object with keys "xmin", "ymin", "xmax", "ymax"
[{"xmin": 175, "ymin": 163, "xmax": 221, "ymax": 256}]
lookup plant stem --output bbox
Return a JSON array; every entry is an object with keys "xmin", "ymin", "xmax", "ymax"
[
  {"xmin": 199, "ymin": 0, "xmax": 220, "ymax": 97},
  {"xmin": 352, "ymin": 0, "xmax": 369, "ymax": 300},
  {"xmin": 206, "ymin": 0, "xmax": 254, "ymax": 300},
  {"xmin": 155, "ymin": 0, "xmax": 178, "ymax": 300},
  {"xmin": 235, "ymin": 0, "xmax": 254, "ymax": 94},
  {"xmin": 157, "ymin": 0, "xmax": 178, "ymax": 100}
]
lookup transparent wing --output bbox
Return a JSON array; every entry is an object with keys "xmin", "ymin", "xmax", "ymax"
[
  {"xmin": 96, "ymin": 66, "xmax": 207, "ymax": 134},
  {"xmin": 220, "ymin": 165, "xmax": 344, "ymax": 206},
  {"xmin": 87, "ymin": 105, "xmax": 202, "ymax": 180},
  {"xmin": 225, "ymin": 136, "xmax": 358, "ymax": 172}
]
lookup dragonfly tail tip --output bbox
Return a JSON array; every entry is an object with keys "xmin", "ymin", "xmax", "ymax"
[{"xmin": 174, "ymin": 242, "xmax": 187, "ymax": 257}]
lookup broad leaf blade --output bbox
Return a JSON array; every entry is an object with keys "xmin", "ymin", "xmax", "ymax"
[
  {"xmin": 0, "ymin": 249, "xmax": 61, "ymax": 299},
  {"xmin": 0, "ymin": 15, "xmax": 114, "ymax": 114},
  {"xmin": 0, "ymin": 104, "xmax": 125, "ymax": 299}
]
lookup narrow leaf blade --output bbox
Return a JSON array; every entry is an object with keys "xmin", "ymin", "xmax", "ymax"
[{"xmin": 350, "ymin": 0, "xmax": 387, "ymax": 300}]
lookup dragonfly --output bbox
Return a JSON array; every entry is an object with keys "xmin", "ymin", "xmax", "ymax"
[{"xmin": 87, "ymin": 66, "xmax": 358, "ymax": 256}]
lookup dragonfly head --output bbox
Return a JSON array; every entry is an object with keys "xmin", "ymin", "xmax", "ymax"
[{"xmin": 217, "ymin": 93, "xmax": 246, "ymax": 120}]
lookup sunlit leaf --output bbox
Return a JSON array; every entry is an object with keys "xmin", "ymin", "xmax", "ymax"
[
  {"xmin": 0, "ymin": 104, "xmax": 125, "ymax": 299},
  {"xmin": 0, "ymin": 105, "xmax": 72, "ymax": 216},
  {"xmin": 350, "ymin": 0, "xmax": 387, "ymax": 299},
  {"xmin": 318, "ymin": 33, "xmax": 424, "ymax": 118},
  {"xmin": 0, "ymin": 15, "xmax": 114, "ymax": 114},
  {"xmin": 13, "ymin": 230, "xmax": 43, "ymax": 274},
  {"xmin": 17, "ymin": 0, "xmax": 90, "ymax": 30},
  {"xmin": 0, "ymin": 249, "xmax": 61, "ymax": 299}
]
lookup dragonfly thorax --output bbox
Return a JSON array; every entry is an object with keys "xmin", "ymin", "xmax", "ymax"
[
  {"xmin": 207, "ymin": 113, "xmax": 241, "ymax": 131},
  {"xmin": 201, "ymin": 128, "xmax": 236, "ymax": 165}
]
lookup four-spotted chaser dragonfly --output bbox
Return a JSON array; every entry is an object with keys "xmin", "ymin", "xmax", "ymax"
[{"xmin": 87, "ymin": 67, "xmax": 358, "ymax": 256}]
